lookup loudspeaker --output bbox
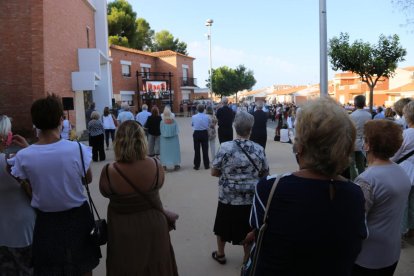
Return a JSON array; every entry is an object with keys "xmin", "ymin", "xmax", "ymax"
[
  {"xmin": 112, "ymin": 98, "xmax": 116, "ymax": 107},
  {"xmin": 62, "ymin": 97, "xmax": 74, "ymax": 110}
]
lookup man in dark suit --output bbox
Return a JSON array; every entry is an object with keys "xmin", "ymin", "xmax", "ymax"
[
  {"xmin": 216, "ymin": 97, "xmax": 235, "ymax": 144},
  {"xmin": 250, "ymin": 101, "xmax": 268, "ymax": 149}
]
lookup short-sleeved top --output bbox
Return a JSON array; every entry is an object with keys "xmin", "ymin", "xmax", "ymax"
[
  {"xmin": 88, "ymin": 119, "xmax": 104, "ymax": 136},
  {"xmin": 11, "ymin": 140, "xmax": 92, "ymax": 212},
  {"xmin": 102, "ymin": 114, "xmax": 116, "ymax": 130},
  {"xmin": 0, "ymin": 153, "xmax": 36, "ymax": 247},
  {"xmin": 250, "ymin": 174, "xmax": 367, "ymax": 275},
  {"xmin": 117, "ymin": 110, "xmax": 135, "ymax": 123},
  {"xmin": 349, "ymin": 109, "xmax": 371, "ymax": 151},
  {"xmin": 355, "ymin": 164, "xmax": 411, "ymax": 269},
  {"xmin": 136, "ymin": 110, "xmax": 151, "ymax": 126},
  {"xmin": 212, "ymin": 139, "xmax": 268, "ymax": 205}
]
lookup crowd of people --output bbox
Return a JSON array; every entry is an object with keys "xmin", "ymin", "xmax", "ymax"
[{"xmin": 1, "ymin": 92, "xmax": 414, "ymax": 276}]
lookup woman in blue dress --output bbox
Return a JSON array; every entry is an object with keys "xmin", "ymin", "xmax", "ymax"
[{"xmin": 160, "ymin": 107, "xmax": 181, "ymax": 170}]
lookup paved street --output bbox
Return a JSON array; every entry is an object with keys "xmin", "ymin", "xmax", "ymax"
[{"xmin": 88, "ymin": 117, "xmax": 414, "ymax": 276}]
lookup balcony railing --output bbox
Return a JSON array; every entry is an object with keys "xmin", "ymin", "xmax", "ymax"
[{"xmin": 180, "ymin": 77, "xmax": 198, "ymax": 87}]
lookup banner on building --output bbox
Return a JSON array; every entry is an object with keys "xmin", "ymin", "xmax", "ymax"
[{"xmin": 146, "ymin": 81, "xmax": 167, "ymax": 92}]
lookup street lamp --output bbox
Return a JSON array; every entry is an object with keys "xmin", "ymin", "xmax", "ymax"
[{"xmin": 205, "ymin": 19, "xmax": 214, "ymax": 100}]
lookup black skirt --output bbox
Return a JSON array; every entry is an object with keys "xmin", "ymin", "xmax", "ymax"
[
  {"xmin": 213, "ymin": 202, "xmax": 252, "ymax": 245},
  {"xmin": 33, "ymin": 202, "xmax": 101, "ymax": 276}
]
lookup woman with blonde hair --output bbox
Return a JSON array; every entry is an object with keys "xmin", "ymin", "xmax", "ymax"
[
  {"xmin": 160, "ymin": 106, "xmax": 181, "ymax": 170},
  {"xmin": 247, "ymin": 97, "xmax": 366, "ymax": 275},
  {"xmin": 99, "ymin": 120, "xmax": 178, "ymax": 275}
]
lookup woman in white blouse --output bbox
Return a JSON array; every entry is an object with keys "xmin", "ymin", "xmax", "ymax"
[{"xmin": 11, "ymin": 94, "xmax": 101, "ymax": 276}]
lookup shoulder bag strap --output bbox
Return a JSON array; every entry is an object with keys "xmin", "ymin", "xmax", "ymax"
[
  {"xmin": 235, "ymin": 140, "xmax": 260, "ymax": 172},
  {"xmin": 249, "ymin": 174, "xmax": 282, "ymax": 276},
  {"xmin": 113, "ymin": 161, "xmax": 163, "ymax": 214},
  {"xmin": 396, "ymin": 149, "xmax": 414, "ymax": 164},
  {"xmin": 77, "ymin": 142, "xmax": 101, "ymax": 220}
]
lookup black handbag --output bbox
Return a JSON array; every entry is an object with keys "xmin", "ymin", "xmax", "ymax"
[{"xmin": 77, "ymin": 142, "xmax": 108, "ymax": 246}]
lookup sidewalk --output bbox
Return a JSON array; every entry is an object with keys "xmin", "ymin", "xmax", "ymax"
[{"xmin": 88, "ymin": 117, "xmax": 414, "ymax": 276}]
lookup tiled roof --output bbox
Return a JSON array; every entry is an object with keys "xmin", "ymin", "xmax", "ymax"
[
  {"xmin": 110, "ymin": 45, "xmax": 155, "ymax": 57},
  {"xmin": 110, "ymin": 45, "xmax": 195, "ymax": 59},
  {"xmin": 151, "ymin": 50, "xmax": 195, "ymax": 59},
  {"xmin": 403, "ymin": 66, "xmax": 414, "ymax": 71},
  {"xmin": 269, "ymin": 85, "xmax": 307, "ymax": 95}
]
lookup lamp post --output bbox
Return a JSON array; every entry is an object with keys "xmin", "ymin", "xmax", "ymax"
[
  {"xmin": 205, "ymin": 19, "xmax": 214, "ymax": 100},
  {"xmin": 319, "ymin": 0, "xmax": 328, "ymax": 97}
]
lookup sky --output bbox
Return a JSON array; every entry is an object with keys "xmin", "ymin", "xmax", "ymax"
[{"xmin": 128, "ymin": 0, "xmax": 414, "ymax": 89}]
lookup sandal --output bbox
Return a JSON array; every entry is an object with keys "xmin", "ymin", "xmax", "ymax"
[{"xmin": 212, "ymin": 251, "xmax": 226, "ymax": 265}]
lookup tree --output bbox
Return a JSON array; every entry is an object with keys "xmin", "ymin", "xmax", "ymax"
[
  {"xmin": 133, "ymin": 18, "xmax": 154, "ymax": 50},
  {"xmin": 210, "ymin": 65, "xmax": 256, "ymax": 99},
  {"xmin": 151, "ymin": 30, "xmax": 188, "ymax": 55},
  {"xmin": 108, "ymin": 35, "xmax": 129, "ymax": 47},
  {"xmin": 329, "ymin": 33, "xmax": 406, "ymax": 112},
  {"xmin": 107, "ymin": 0, "xmax": 137, "ymax": 47}
]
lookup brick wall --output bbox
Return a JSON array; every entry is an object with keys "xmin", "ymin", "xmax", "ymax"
[
  {"xmin": 43, "ymin": 0, "xmax": 96, "ymax": 127},
  {"xmin": 0, "ymin": 0, "xmax": 44, "ymax": 135},
  {"xmin": 0, "ymin": 0, "xmax": 96, "ymax": 134},
  {"xmin": 110, "ymin": 47, "xmax": 157, "ymax": 111}
]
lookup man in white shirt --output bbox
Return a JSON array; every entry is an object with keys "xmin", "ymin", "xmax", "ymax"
[
  {"xmin": 117, "ymin": 102, "xmax": 135, "ymax": 124},
  {"xmin": 349, "ymin": 95, "xmax": 372, "ymax": 180},
  {"xmin": 135, "ymin": 104, "xmax": 151, "ymax": 126}
]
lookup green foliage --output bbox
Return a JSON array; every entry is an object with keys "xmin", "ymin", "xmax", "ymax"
[
  {"xmin": 107, "ymin": 0, "xmax": 137, "ymax": 48},
  {"xmin": 329, "ymin": 32, "xmax": 406, "ymax": 111},
  {"xmin": 133, "ymin": 18, "xmax": 154, "ymax": 50},
  {"xmin": 210, "ymin": 65, "xmax": 256, "ymax": 98},
  {"xmin": 150, "ymin": 30, "xmax": 188, "ymax": 55},
  {"xmin": 107, "ymin": 0, "xmax": 189, "ymax": 55},
  {"xmin": 108, "ymin": 35, "xmax": 129, "ymax": 47}
]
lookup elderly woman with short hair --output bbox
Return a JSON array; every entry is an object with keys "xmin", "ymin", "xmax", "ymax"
[
  {"xmin": 88, "ymin": 111, "xmax": 105, "ymax": 162},
  {"xmin": 353, "ymin": 120, "xmax": 411, "ymax": 275},
  {"xmin": 391, "ymin": 100, "xmax": 414, "ymax": 240},
  {"xmin": 247, "ymin": 97, "xmax": 367, "ymax": 275},
  {"xmin": 211, "ymin": 111, "xmax": 269, "ymax": 265}
]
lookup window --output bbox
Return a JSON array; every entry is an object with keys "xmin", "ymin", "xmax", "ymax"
[
  {"xmin": 120, "ymin": 91, "xmax": 134, "ymax": 106},
  {"xmin": 141, "ymin": 67, "xmax": 150, "ymax": 79},
  {"xmin": 121, "ymin": 64, "xmax": 131, "ymax": 77},
  {"xmin": 121, "ymin": 60, "xmax": 132, "ymax": 77},
  {"xmin": 140, "ymin": 63, "xmax": 151, "ymax": 79},
  {"xmin": 86, "ymin": 27, "xmax": 90, "ymax": 48}
]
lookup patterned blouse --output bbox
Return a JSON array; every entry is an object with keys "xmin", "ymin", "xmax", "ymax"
[
  {"xmin": 88, "ymin": 119, "xmax": 104, "ymax": 137},
  {"xmin": 212, "ymin": 139, "xmax": 268, "ymax": 205}
]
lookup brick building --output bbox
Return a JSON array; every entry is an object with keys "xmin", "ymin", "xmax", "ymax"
[
  {"xmin": 0, "ymin": 0, "xmax": 112, "ymax": 135},
  {"xmin": 110, "ymin": 45, "xmax": 198, "ymax": 114}
]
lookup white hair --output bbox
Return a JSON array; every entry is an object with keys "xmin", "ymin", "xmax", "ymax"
[
  {"xmin": 0, "ymin": 115, "xmax": 12, "ymax": 137},
  {"xmin": 121, "ymin": 102, "xmax": 130, "ymax": 111}
]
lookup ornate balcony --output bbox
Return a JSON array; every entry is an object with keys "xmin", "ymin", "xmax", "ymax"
[{"xmin": 180, "ymin": 77, "xmax": 198, "ymax": 87}]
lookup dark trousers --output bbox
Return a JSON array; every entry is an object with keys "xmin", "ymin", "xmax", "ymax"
[
  {"xmin": 104, "ymin": 129, "xmax": 115, "ymax": 148},
  {"xmin": 218, "ymin": 127, "xmax": 233, "ymax": 144},
  {"xmin": 352, "ymin": 262, "xmax": 398, "ymax": 276},
  {"xmin": 90, "ymin": 134, "xmax": 105, "ymax": 161},
  {"xmin": 193, "ymin": 130, "xmax": 209, "ymax": 168}
]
